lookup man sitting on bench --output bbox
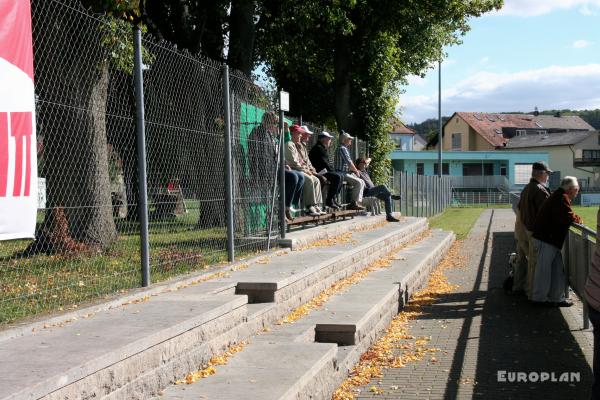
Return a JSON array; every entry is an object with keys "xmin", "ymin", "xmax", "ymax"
[
  {"xmin": 355, "ymin": 157, "xmax": 400, "ymax": 222},
  {"xmin": 334, "ymin": 131, "xmax": 365, "ymax": 211},
  {"xmin": 308, "ymin": 130, "xmax": 343, "ymax": 210}
]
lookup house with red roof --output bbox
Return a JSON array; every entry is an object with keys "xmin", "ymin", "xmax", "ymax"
[{"xmin": 389, "ymin": 117, "xmax": 426, "ymax": 151}]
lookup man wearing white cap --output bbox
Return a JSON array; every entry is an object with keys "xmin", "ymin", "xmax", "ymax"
[{"xmin": 334, "ymin": 131, "xmax": 365, "ymax": 211}]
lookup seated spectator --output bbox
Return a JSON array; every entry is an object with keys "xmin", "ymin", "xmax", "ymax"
[
  {"xmin": 307, "ymin": 130, "xmax": 344, "ymax": 210},
  {"xmin": 284, "ymin": 167, "xmax": 304, "ymax": 222},
  {"xmin": 531, "ymin": 176, "xmax": 582, "ymax": 307},
  {"xmin": 355, "ymin": 158, "xmax": 400, "ymax": 222},
  {"xmin": 285, "ymin": 125, "xmax": 326, "ymax": 216},
  {"xmin": 334, "ymin": 131, "xmax": 365, "ymax": 211}
]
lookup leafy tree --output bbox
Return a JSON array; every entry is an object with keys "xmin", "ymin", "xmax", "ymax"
[{"xmin": 258, "ymin": 0, "xmax": 502, "ymax": 183}]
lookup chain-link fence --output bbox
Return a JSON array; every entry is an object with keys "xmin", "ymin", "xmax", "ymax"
[
  {"xmin": 0, "ymin": 0, "xmax": 379, "ymax": 326},
  {"xmin": 391, "ymin": 171, "xmax": 453, "ymax": 217}
]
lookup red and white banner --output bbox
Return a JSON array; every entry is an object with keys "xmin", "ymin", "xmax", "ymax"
[{"xmin": 0, "ymin": 0, "xmax": 38, "ymax": 240}]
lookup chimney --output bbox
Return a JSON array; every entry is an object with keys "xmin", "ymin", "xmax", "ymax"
[
  {"xmin": 533, "ymin": 106, "xmax": 539, "ymax": 116},
  {"xmin": 555, "ymin": 111, "xmax": 561, "ymax": 118}
]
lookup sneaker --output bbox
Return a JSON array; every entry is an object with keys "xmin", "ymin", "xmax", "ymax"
[
  {"xmin": 285, "ymin": 208, "xmax": 294, "ymax": 221},
  {"xmin": 347, "ymin": 202, "xmax": 365, "ymax": 211},
  {"xmin": 386, "ymin": 215, "xmax": 400, "ymax": 222},
  {"xmin": 315, "ymin": 206, "xmax": 327, "ymax": 215},
  {"xmin": 333, "ymin": 200, "xmax": 344, "ymax": 209},
  {"xmin": 306, "ymin": 206, "xmax": 320, "ymax": 217},
  {"xmin": 326, "ymin": 200, "xmax": 340, "ymax": 210},
  {"xmin": 391, "ymin": 194, "xmax": 402, "ymax": 201}
]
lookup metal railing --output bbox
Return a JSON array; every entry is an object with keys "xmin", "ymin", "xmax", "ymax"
[
  {"xmin": 448, "ymin": 175, "xmax": 510, "ymax": 191},
  {"xmin": 452, "ymin": 190, "xmax": 512, "ymax": 207},
  {"xmin": 391, "ymin": 171, "xmax": 453, "ymax": 218},
  {"xmin": 510, "ymin": 191, "xmax": 595, "ymax": 328}
]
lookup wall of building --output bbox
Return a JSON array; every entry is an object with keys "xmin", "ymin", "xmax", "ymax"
[
  {"xmin": 442, "ymin": 115, "xmax": 471, "ymax": 151},
  {"xmin": 505, "ymin": 144, "xmax": 595, "ymax": 187}
]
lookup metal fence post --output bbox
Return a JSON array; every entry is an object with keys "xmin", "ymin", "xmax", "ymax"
[
  {"xmin": 222, "ymin": 64, "xmax": 235, "ymax": 262},
  {"xmin": 279, "ymin": 102, "xmax": 286, "ymax": 239},
  {"xmin": 133, "ymin": 27, "xmax": 150, "ymax": 287}
]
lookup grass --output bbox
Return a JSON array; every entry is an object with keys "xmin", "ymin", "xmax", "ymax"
[
  {"xmin": 0, "ymin": 203, "xmax": 268, "ymax": 325},
  {"xmin": 572, "ymin": 206, "xmax": 597, "ymax": 228},
  {"xmin": 428, "ymin": 207, "xmax": 486, "ymax": 240}
]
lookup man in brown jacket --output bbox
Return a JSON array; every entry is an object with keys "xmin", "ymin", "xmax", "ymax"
[
  {"xmin": 517, "ymin": 161, "xmax": 551, "ymax": 297},
  {"xmin": 585, "ymin": 208, "xmax": 600, "ymax": 399},
  {"xmin": 531, "ymin": 176, "xmax": 582, "ymax": 306}
]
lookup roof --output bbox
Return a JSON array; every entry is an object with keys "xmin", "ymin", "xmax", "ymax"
[
  {"xmin": 449, "ymin": 112, "xmax": 539, "ymax": 147},
  {"xmin": 533, "ymin": 115, "xmax": 595, "ymax": 131},
  {"xmin": 389, "ymin": 116, "xmax": 415, "ymax": 135},
  {"xmin": 505, "ymin": 130, "xmax": 596, "ymax": 148}
]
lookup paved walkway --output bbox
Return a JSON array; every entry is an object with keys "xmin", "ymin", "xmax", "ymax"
[{"xmin": 356, "ymin": 208, "xmax": 594, "ymax": 400}]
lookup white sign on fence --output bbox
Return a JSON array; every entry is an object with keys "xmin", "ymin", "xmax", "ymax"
[
  {"xmin": 581, "ymin": 193, "xmax": 600, "ymax": 206},
  {"xmin": 0, "ymin": 0, "xmax": 38, "ymax": 240}
]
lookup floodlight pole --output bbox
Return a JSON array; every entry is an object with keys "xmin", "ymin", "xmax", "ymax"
[{"xmin": 437, "ymin": 59, "xmax": 442, "ymax": 178}]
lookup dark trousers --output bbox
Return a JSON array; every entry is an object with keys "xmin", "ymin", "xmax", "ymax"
[
  {"xmin": 589, "ymin": 304, "xmax": 600, "ymax": 400},
  {"xmin": 364, "ymin": 185, "xmax": 392, "ymax": 215},
  {"xmin": 284, "ymin": 170, "xmax": 304, "ymax": 208},
  {"xmin": 323, "ymin": 172, "xmax": 343, "ymax": 202}
]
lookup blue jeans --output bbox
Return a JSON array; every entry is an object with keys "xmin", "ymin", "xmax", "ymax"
[
  {"xmin": 284, "ymin": 170, "xmax": 304, "ymax": 208},
  {"xmin": 589, "ymin": 304, "xmax": 600, "ymax": 400},
  {"xmin": 364, "ymin": 185, "xmax": 392, "ymax": 215}
]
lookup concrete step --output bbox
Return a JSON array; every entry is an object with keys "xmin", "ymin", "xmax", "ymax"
[
  {"xmin": 157, "ymin": 230, "xmax": 455, "ymax": 400},
  {"xmin": 158, "ymin": 342, "xmax": 338, "ymax": 400},
  {"xmin": 0, "ymin": 293, "xmax": 248, "ymax": 400},
  {"xmin": 314, "ymin": 229, "xmax": 455, "ymax": 346},
  {"xmin": 232, "ymin": 217, "xmax": 427, "ymax": 307}
]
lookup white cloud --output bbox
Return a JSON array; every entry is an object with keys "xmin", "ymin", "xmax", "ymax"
[
  {"xmin": 491, "ymin": 0, "xmax": 600, "ymax": 17},
  {"xmin": 399, "ymin": 64, "xmax": 600, "ymax": 123},
  {"xmin": 406, "ymin": 75, "xmax": 428, "ymax": 86},
  {"xmin": 573, "ymin": 39, "xmax": 593, "ymax": 48},
  {"xmin": 479, "ymin": 56, "xmax": 490, "ymax": 65}
]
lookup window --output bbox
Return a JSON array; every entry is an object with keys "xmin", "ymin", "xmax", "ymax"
[
  {"xmin": 537, "ymin": 130, "xmax": 547, "ymax": 135},
  {"xmin": 433, "ymin": 163, "xmax": 450, "ymax": 175},
  {"xmin": 462, "ymin": 163, "xmax": 494, "ymax": 176},
  {"xmin": 416, "ymin": 163, "xmax": 424, "ymax": 175},
  {"xmin": 451, "ymin": 133, "xmax": 462, "ymax": 150},
  {"xmin": 514, "ymin": 164, "xmax": 532, "ymax": 185},
  {"xmin": 583, "ymin": 149, "xmax": 600, "ymax": 161},
  {"xmin": 500, "ymin": 166, "xmax": 507, "ymax": 176},
  {"xmin": 516, "ymin": 129, "xmax": 526, "ymax": 136}
]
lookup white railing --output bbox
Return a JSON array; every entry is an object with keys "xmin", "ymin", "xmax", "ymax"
[{"xmin": 449, "ymin": 175, "xmax": 511, "ymax": 191}]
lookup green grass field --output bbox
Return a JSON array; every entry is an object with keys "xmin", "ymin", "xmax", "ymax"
[
  {"xmin": 572, "ymin": 206, "xmax": 597, "ymax": 228},
  {"xmin": 428, "ymin": 207, "xmax": 485, "ymax": 240}
]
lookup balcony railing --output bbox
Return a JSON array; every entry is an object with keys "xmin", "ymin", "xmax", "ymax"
[{"xmin": 449, "ymin": 175, "xmax": 510, "ymax": 191}]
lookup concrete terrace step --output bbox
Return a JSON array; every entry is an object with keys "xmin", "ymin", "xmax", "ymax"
[
  {"xmin": 0, "ymin": 294, "xmax": 248, "ymax": 400},
  {"xmin": 159, "ymin": 230, "xmax": 455, "ymax": 400},
  {"xmin": 159, "ymin": 343, "xmax": 337, "ymax": 400},
  {"xmin": 313, "ymin": 229, "xmax": 455, "ymax": 346},
  {"xmin": 232, "ymin": 217, "xmax": 428, "ymax": 304}
]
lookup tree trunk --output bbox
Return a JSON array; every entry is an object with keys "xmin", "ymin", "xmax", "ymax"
[
  {"xmin": 334, "ymin": 37, "xmax": 356, "ymax": 133},
  {"xmin": 228, "ymin": 0, "xmax": 257, "ymax": 75},
  {"xmin": 32, "ymin": 1, "xmax": 117, "ymax": 250}
]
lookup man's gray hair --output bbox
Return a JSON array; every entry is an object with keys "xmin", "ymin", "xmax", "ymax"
[{"xmin": 560, "ymin": 176, "xmax": 579, "ymax": 190}]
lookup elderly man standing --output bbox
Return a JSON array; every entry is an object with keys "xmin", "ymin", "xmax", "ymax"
[
  {"xmin": 285, "ymin": 124, "xmax": 325, "ymax": 216},
  {"xmin": 334, "ymin": 131, "xmax": 365, "ymax": 211},
  {"xmin": 531, "ymin": 176, "xmax": 582, "ymax": 307},
  {"xmin": 308, "ymin": 130, "xmax": 344, "ymax": 210},
  {"xmin": 517, "ymin": 161, "xmax": 551, "ymax": 298}
]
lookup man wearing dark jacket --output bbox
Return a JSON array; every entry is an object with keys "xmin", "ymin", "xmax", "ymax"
[
  {"xmin": 517, "ymin": 161, "xmax": 551, "ymax": 298},
  {"xmin": 531, "ymin": 176, "xmax": 582, "ymax": 306},
  {"xmin": 308, "ymin": 131, "xmax": 343, "ymax": 209},
  {"xmin": 355, "ymin": 158, "xmax": 400, "ymax": 222}
]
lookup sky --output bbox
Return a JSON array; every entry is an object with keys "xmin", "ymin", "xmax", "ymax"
[{"xmin": 399, "ymin": 0, "xmax": 600, "ymax": 124}]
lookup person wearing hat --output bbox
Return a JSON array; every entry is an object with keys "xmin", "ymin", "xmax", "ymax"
[
  {"xmin": 334, "ymin": 131, "xmax": 365, "ymax": 211},
  {"xmin": 530, "ymin": 176, "xmax": 582, "ymax": 306},
  {"xmin": 355, "ymin": 158, "xmax": 400, "ymax": 222},
  {"xmin": 516, "ymin": 161, "xmax": 552, "ymax": 298},
  {"xmin": 285, "ymin": 124, "xmax": 326, "ymax": 217},
  {"xmin": 308, "ymin": 130, "xmax": 344, "ymax": 210},
  {"xmin": 297, "ymin": 125, "xmax": 331, "ymax": 199}
]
